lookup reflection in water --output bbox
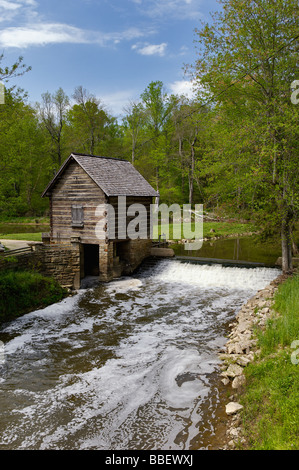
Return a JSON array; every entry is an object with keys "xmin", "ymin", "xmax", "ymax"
[
  {"xmin": 173, "ymin": 237, "xmax": 281, "ymax": 266},
  {"xmin": 0, "ymin": 260, "xmax": 280, "ymax": 450},
  {"xmin": 0, "ymin": 224, "xmax": 50, "ymax": 235}
]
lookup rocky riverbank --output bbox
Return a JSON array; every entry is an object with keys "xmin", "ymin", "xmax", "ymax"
[{"xmin": 217, "ymin": 272, "xmax": 288, "ymax": 449}]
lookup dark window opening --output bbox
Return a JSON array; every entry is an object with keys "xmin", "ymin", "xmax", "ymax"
[
  {"xmin": 83, "ymin": 244, "xmax": 99, "ymax": 277},
  {"xmin": 72, "ymin": 205, "xmax": 84, "ymax": 228}
]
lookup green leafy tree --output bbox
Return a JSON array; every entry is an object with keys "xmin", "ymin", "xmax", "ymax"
[
  {"xmin": 171, "ymin": 98, "xmax": 209, "ymax": 204},
  {"xmin": 0, "ymin": 90, "xmax": 49, "ymax": 216},
  {"xmin": 36, "ymin": 88, "xmax": 70, "ymax": 169},
  {"xmin": 141, "ymin": 81, "xmax": 176, "ymax": 191},
  {"xmin": 191, "ymin": 0, "xmax": 299, "ymax": 271},
  {"xmin": 122, "ymin": 101, "xmax": 146, "ymax": 165},
  {"xmin": 67, "ymin": 86, "xmax": 109, "ymax": 155},
  {"xmin": 0, "ymin": 54, "xmax": 31, "ymax": 83},
  {"xmin": 0, "ymin": 55, "xmax": 51, "ymax": 217}
]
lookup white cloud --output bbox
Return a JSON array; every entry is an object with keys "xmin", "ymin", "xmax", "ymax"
[
  {"xmin": 0, "ymin": 1, "xmax": 20, "ymax": 10},
  {"xmin": 0, "ymin": 22, "xmax": 148, "ymax": 49},
  {"xmin": 110, "ymin": 27, "xmax": 148, "ymax": 43},
  {"xmin": 132, "ymin": 0, "xmax": 204, "ymax": 20},
  {"xmin": 0, "ymin": 0, "xmax": 150, "ymax": 49},
  {"xmin": 0, "ymin": 0, "xmax": 37, "ymax": 22},
  {"xmin": 99, "ymin": 89, "xmax": 139, "ymax": 117},
  {"xmin": 132, "ymin": 42, "xmax": 167, "ymax": 57},
  {"xmin": 0, "ymin": 24, "xmax": 89, "ymax": 48},
  {"xmin": 168, "ymin": 79, "xmax": 196, "ymax": 99},
  {"xmin": 0, "ymin": 0, "xmax": 21, "ymax": 23}
]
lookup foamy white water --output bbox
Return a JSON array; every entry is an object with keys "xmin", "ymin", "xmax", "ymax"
[{"xmin": 0, "ymin": 260, "xmax": 280, "ymax": 450}]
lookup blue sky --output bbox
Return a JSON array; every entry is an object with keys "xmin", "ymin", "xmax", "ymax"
[{"xmin": 0, "ymin": 0, "xmax": 220, "ymax": 119}]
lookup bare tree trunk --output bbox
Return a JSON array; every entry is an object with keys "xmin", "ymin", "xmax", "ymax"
[
  {"xmin": 178, "ymin": 137, "xmax": 185, "ymax": 199},
  {"xmin": 188, "ymin": 137, "xmax": 197, "ymax": 204},
  {"xmin": 90, "ymin": 129, "xmax": 95, "ymax": 155},
  {"xmin": 188, "ymin": 168, "xmax": 193, "ymax": 204},
  {"xmin": 281, "ymin": 212, "xmax": 293, "ymax": 273},
  {"xmin": 291, "ymin": 235, "xmax": 299, "ymax": 255}
]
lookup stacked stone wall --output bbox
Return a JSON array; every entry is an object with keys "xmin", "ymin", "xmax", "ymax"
[
  {"xmin": 116, "ymin": 239, "xmax": 152, "ymax": 275},
  {"xmin": 99, "ymin": 242, "xmax": 114, "ymax": 282},
  {"xmin": 37, "ymin": 244, "xmax": 81, "ymax": 289},
  {"xmin": 0, "ymin": 238, "xmax": 152, "ymax": 288},
  {"xmin": 0, "ymin": 244, "xmax": 81, "ymax": 289},
  {"xmin": 127, "ymin": 239, "xmax": 152, "ymax": 271}
]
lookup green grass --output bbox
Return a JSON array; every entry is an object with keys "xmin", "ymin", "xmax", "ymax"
[
  {"xmin": 153, "ymin": 221, "xmax": 257, "ymax": 240},
  {"xmin": 0, "ymin": 216, "xmax": 49, "ymax": 224},
  {"xmin": 0, "ymin": 221, "xmax": 256, "ymax": 244},
  {"xmin": 257, "ymin": 274, "xmax": 299, "ymax": 354},
  {"xmin": 0, "ymin": 232, "xmax": 42, "ymax": 241},
  {"xmin": 0, "ymin": 271, "xmax": 67, "ymax": 324},
  {"xmin": 241, "ymin": 273, "xmax": 299, "ymax": 450}
]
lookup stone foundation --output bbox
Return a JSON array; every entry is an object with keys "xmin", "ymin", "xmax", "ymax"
[
  {"xmin": 115, "ymin": 239, "xmax": 152, "ymax": 275},
  {"xmin": 0, "ymin": 238, "xmax": 153, "ymax": 289},
  {"xmin": 99, "ymin": 242, "xmax": 114, "ymax": 282},
  {"xmin": 99, "ymin": 239, "xmax": 152, "ymax": 281},
  {"xmin": 0, "ymin": 243, "xmax": 81, "ymax": 290},
  {"xmin": 38, "ymin": 243, "xmax": 81, "ymax": 289}
]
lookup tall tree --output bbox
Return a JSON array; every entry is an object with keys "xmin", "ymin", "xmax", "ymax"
[
  {"xmin": 191, "ymin": 0, "xmax": 299, "ymax": 272},
  {"xmin": 37, "ymin": 88, "xmax": 69, "ymax": 169},
  {"xmin": 172, "ymin": 99, "xmax": 207, "ymax": 204},
  {"xmin": 122, "ymin": 101, "xmax": 146, "ymax": 165},
  {"xmin": 68, "ymin": 86, "xmax": 109, "ymax": 155},
  {"xmin": 141, "ymin": 81, "xmax": 175, "ymax": 191},
  {"xmin": 0, "ymin": 90, "xmax": 49, "ymax": 216},
  {"xmin": 0, "ymin": 54, "xmax": 31, "ymax": 83}
]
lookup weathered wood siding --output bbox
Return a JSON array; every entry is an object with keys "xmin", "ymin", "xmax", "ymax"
[
  {"xmin": 50, "ymin": 160, "xmax": 153, "ymax": 244},
  {"xmin": 108, "ymin": 196, "xmax": 152, "ymax": 240},
  {"xmin": 51, "ymin": 160, "xmax": 106, "ymax": 244}
]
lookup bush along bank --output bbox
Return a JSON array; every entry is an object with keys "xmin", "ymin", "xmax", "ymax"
[
  {"xmin": 218, "ymin": 271, "xmax": 299, "ymax": 450},
  {"xmin": 0, "ymin": 271, "xmax": 68, "ymax": 325}
]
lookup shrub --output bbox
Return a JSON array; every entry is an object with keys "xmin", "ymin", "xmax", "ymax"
[{"xmin": 0, "ymin": 271, "xmax": 67, "ymax": 324}]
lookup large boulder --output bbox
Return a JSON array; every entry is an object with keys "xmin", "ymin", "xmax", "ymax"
[
  {"xmin": 221, "ymin": 363, "xmax": 244, "ymax": 378},
  {"xmin": 225, "ymin": 402, "xmax": 244, "ymax": 416}
]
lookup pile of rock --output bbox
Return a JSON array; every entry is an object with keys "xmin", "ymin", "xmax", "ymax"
[{"xmin": 218, "ymin": 273, "xmax": 285, "ymax": 449}]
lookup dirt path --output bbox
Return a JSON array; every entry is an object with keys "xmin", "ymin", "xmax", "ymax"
[{"xmin": 0, "ymin": 239, "xmax": 39, "ymax": 250}]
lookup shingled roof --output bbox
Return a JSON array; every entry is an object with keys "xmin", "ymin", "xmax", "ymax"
[{"xmin": 42, "ymin": 153, "xmax": 158, "ymax": 198}]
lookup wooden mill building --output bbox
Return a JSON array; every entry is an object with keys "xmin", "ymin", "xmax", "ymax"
[{"xmin": 42, "ymin": 153, "xmax": 158, "ymax": 285}]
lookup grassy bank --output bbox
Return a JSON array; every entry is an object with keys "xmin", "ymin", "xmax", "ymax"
[
  {"xmin": 0, "ymin": 221, "xmax": 257, "ymax": 244},
  {"xmin": 0, "ymin": 232, "xmax": 42, "ymax": 245},
  {"xmin": 241, "ymin": 273, "xmax": 299, "ymax": 450},
  {"xmin": 0, "ymin": 232, "xmax": 43, "ymax": 242},
  {"xmin": 0, "ymin": 216, "xmax": 49, "ymax": 224},
  {"xmin": 0, "ymin": 271, "xmax": 67, "ymax": 325},
  {"xmin": 154, "ymin": 221, "xmax": 257, "ymax": 240}
]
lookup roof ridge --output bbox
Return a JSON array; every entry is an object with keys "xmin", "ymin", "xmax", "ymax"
[
  {"xmin": 71, "ymin": 152, "xmax": 126, "ymax": 162},
  {"xmin": 42, "ymin": 152, "xmax": 158, "ymax": 198}
]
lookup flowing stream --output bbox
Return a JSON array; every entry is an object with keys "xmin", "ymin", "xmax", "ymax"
[{"xmin": 0, "ymin": 259, "xmax": 280, "ymax": 450}]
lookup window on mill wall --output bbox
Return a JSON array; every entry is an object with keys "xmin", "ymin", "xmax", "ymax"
[{"xmin": 71, "ymin": 205, "xmax": 84, "ymax": 228}]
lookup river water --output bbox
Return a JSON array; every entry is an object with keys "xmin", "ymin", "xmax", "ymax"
[{"xmin": 0, "ymin": 259, "xmax": 280, "ymax": 450}]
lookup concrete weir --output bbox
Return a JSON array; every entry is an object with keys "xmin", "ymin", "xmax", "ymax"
[
  {"xmin": 150, "ymin": 247, "xmax": 175, "ymax": 258},
  {"xmin": 174, "ymin": 256, "xmax": 274, "ymax": 268}
]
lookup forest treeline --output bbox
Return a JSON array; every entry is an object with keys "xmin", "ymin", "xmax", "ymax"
[
  {"xmin": 0, "ymin": 0, "xmax": 298, "ymax": 271},
  {"xmin": 0, "ymin": 79, "xmax": 214, "ymax": 216}
]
